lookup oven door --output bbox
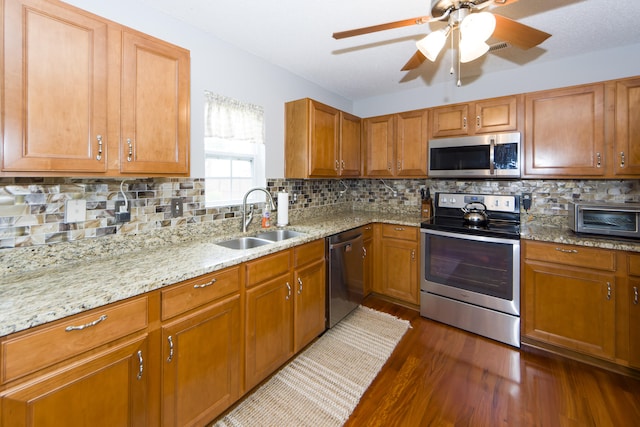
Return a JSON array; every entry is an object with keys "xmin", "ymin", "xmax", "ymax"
[{"xmin": 420, "ymin": 228, "xmax": 520, "ymax": 316}]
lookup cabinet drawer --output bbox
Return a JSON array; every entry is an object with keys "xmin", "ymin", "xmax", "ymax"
[
  {"xmin": 161, "ymin": 266, "xmax": 240, "ymax": 320},
  {"xmin": 524, "ymin": 241, "xmax": 615, "ymax": 271},
  {"xmin": 628, "ymin": 254, "xmax": 640, "ymax": 276},
  {"xmin": 1, "ymin": 296, "xmax": 148, "ymax": 384},
  {"xmin": 245, "ymin": 250, "xmax": 291, "ymax": 288},
  {"xmin": 294, "ymin": 239, "xmax": 325, "ymax": 267},
  {"xmin": 381, "ymin": 224, "xmax": 418, "ymax": 241}
]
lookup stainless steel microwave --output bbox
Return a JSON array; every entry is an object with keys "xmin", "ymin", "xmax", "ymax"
[
  {"xmin": 428, "ymin": 132, "xmax": 521, "ymax": 178},
  {"xmin": 569, "ymin": 202, "xmax": 640, "ymax": 239}
]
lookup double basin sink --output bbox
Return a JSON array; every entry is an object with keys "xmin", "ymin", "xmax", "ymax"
[{"xmin": 216, "ymin": 229, "xmax": 306, "ymax": 250}]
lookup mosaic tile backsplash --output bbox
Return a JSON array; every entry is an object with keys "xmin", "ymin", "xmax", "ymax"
[{"xmin": 0, "ymin": 176, "xmax": 639, "ymax": 250}]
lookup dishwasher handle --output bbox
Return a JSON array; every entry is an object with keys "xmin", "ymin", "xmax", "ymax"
[{"xmin": 329, "ymin": 234, "xmax": 363, "ymax": 251}]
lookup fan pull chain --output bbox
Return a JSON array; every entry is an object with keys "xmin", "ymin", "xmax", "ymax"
[
  {"xmin": 449, "ymin": 30, "xmax": 455, "ymax": 75},
  {"xmin": 457, "ymin": 29, "xmax": 461, "ymax": 87}
]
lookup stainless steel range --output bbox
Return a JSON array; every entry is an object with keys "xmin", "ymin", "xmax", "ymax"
[{"xmin": 420, "ymin": 192, "xmax": 521, "ymax": 347}]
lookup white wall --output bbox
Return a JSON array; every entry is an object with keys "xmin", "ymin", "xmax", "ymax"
[
  {"xmin": 61, "ymin": 1, "xmax": 639, "ymax": 178},
  {"xmin": 62, "ymin": 0, "xmax": 352, "ymax": 179},
  {"xmin": 353, "ymin": 43, "xmax": 640, "ymax": 117}
]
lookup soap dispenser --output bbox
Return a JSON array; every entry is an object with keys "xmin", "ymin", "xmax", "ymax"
[{"xmin": 261, "ymin": 205, "xmax": 271, "ymax": 228}]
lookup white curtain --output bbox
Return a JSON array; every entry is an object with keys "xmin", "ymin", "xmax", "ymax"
[{"xmin": 204, "ymin": 91, "xmax": 264, "ymax": 144}]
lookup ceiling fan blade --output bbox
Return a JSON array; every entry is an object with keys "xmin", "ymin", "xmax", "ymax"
[
  {"xmin": 333, "ymin": 16, "xmax": 431, "ymax": 39},
  {"xmin": 492, "ymin": 14, "xmax": 551, "ymax": 50},
  {"xmin": 401, "ymin": 50, "xmax": 427, "ymax": 71}
]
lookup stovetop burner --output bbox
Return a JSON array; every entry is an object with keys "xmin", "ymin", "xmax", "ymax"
[{"xmin": 420, "ymin": 192, "xmax": 521, "ymax": 239}]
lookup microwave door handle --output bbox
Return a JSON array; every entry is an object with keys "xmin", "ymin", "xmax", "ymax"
[{"xmin": 489, "ymin": 138, "xmax": 495, "ymax": 175}]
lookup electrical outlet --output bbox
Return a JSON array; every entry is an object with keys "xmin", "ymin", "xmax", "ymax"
[
  {"xmin": 171, "ymin": 198, "xmax": 183, "ymax": 218},
  {"xmin": 115, "ymin": 200, "xmax": 130, "ymax": 223},
  {"xmin": 522, "ymin": 193, "xmax": 532, "ymax": 211},
  {"xmin": 64, "ymin": 199, "xmax": 86, "ymax": 223}
]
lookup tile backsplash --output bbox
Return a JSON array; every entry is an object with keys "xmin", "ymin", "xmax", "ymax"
[{"xmin": 1, "ymin": 176, "xmax": 639, "ymax": 250}]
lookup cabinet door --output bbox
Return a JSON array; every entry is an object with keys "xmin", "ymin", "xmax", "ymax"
[
  {"xmin": 380, "ymin": 237, "xmax": 419, "ymax": 304},
  {"xmin": 308, "ymin": 101, "xmax": 340, "ymax": 177},
  {"xmin": 363, "ymin": 115, "xmax": 395, "ymax": 177},
  {"xmin": 120, "ymin": 31, "xmax": 190, "ymax": 175},
  {"xmin": 430, "ymin": 103, "xmax": 470, "ymax": 138},
  {"xmin": 474, "ymin": 96, "xmax": 518, "ymax": 134},
  {"xmin": 629, "ymin": 279, "xmax": 640, "ymax": 368},
  {"xmin": 396, "ymin": 110, "xmax": 428, "ymax": 177},
  {"xmin": 524, "ymin": 84, "xmax": 606, "ymax": 177},
  {"xmin": 293, "ymin": 259, "xmax": 326, "ymax": 352},
  {"xmin": 339, "ymin": 112, "xmax": 361, "ymax": 177},
  {"xmin": 245, "ymin": 273, "xmax": 293, "ymax": 390},
  {"xmin": 614, "ymin": 78, "xmax": 640, "ymax": 176},
  {"xmin": 2, "ymin": 0, "xmax": 108, "ymax": 173},
  {"xmin": 363, "ymin": 236, "xmax": 374, "ymax": 296},
  {"xmin": 1, "ymin": 337, "xmax": 148, "ymax": 427},
  {"xmin": 161, "ymin": 295, "xmax": 240, "ymax": 427},
  {"xmin": 523, "ymin": 261, "xmax": 616, "ymax": 360}
]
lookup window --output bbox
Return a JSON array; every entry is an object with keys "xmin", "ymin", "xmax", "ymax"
[{"xmin": 204, "ymin": 92, "xmax": 265, "ymax": 207}]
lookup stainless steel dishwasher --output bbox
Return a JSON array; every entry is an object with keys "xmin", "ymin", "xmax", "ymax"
[{"xmin": 326, "ymin": 227, "xmax": 364, "ymax": 328}]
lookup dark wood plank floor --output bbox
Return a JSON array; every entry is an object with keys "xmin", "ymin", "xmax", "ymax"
[{"xmin": 347, "ymin": 296, "xmax": 640, "ymax": 427}]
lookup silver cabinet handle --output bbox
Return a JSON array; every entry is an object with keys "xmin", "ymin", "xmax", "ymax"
[
  {"xmin": 476, "ymin": 115, "xmax": 480, "ymax": 128},
  {"xmin": 96, "ymin": 135, "xmax": 103, "ymax": 161},
  {"xmin": 335, "ymin": 160, "xmax": 339, "ymax": 171},
  {"xmin": 285, "ymin": 282, "xmax": 291, "ymax": 300},
  {"xmin": 65, "ymin": 314, "xmax": 107, "ymax": 332},
  {"xmin": 136, "ymin": 350, "xmax": 144, "ymax": 380},
  {"xmin": 394, "ymin": 227, "xmax": 405, "ymax": 231},
  {"xmin": 621, "ymin": 151, "xmax": 626, "ymax": 168},
  {"xmin": 167, "ymin": 335, "xmax": 174, "ymax": 362},
  {"xmin": 362, "ymin": 246, "xmax": 367, "ymax": 259},
  {"xmin": 634, "ymin": 286, "xmax": 638, "ymax": 305},
  {"xmin": 297, "ymin": 277, "xmax": 303, "ymax": 295},
  {"xmin": 606, "ymin": 282, "xmax": 612, "ymax": 301},
  {"xmin": 555, "ymin": 248, "xmax": 578, "ymax": 254},
  {"xmin": 463, "ymin": 116, "xmax": 467, "ymax": 129},
  {"xmin": 387, "ymin": 162, "xmax": 392, "ymax": 171},
  {"xmin": 596, "ymin": 152, "xmax": 602, "ymax": 168},
  {"xmin": 194, "ymin": 278, "xmax": 216, "ymax": 289},
  {"xmin": 127, "ymin": 138, "xmax": 133, "ymax": 162},
  {"xmin": 341, "ymin": 160, "xmax": 345, "ymax": 170},
  {"xmin": 397, "ymin": 160, "xmax": 402, "ymax": 171},
  {"xmin": 411, "ymin": 249, "xmax": 415, "ymax": 261}
]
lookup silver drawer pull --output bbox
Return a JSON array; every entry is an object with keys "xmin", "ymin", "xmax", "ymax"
[
  {"xmin": 65, "ymin": 314, "xmax": 108, "ymax": 332},
  {"xmin": 555, "ymin": 248, "xmax": 578, "ymax": 254},
  {"xmin": 394, "ymin": 227, "xmax": 405, "ymax": 231},
  {"xmin": 297, "ymin": 277, "xmax": 303, "ymax": 295},
  {"xmin": 194, "ymin": 278, "xmax": 216, "ymax": 289},
  {"xmin": 136, "ymin": 350, "xmax": 144, "ymax": 380},
  {"xmin": 167, "ymin": 335, "xmax": 174, "ymax": 362},
  {"xmin": 285, "ymin": 282, "xmax": 291, "ymax": 300}
]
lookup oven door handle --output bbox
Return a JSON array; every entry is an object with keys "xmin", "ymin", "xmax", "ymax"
[{"xmin": 421, "ymin": 227, "xmax": 520, "ymax": 245}]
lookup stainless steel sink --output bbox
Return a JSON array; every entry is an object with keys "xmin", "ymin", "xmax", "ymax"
[
  {"xmin": 254, "ymin": 230, "xmax": 306, "ymax": 241},
  {"xmin": 216, "ymin": 236, "xmax": 272, "ymax": 250}
]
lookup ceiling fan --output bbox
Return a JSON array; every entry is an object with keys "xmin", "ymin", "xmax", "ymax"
[{"xmin": 333, "ymin": 0, "xmax": 551, "ymax": 78}]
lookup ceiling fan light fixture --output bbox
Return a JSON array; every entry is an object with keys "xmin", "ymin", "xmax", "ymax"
[
  {"xmin": 459, "ymin": 39, "xmax": 490, "ymax": 63},
  {"xmin": 416, "ymin": 26, "xmax": 451, "ymax": 62},
  {"xmin": 460, "ymin": 11, "xmax": 496, "ymax": 42}
]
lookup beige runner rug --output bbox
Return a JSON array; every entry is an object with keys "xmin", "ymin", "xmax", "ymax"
[{"xmin": 214, "ymin": 305, "xmax": 411, "ymax": 427}]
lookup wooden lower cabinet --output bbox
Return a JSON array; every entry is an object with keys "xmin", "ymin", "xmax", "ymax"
[
  {"xmin": 1, "ymin": 336, "xmax": 149, "ymax": 427},
  {"xmin": 245, "ymin": 272, "xmax": 294, "ymax": 390},
  {"xmin": 362, "ymin": 225, "xmax": 374, "ymax": 296},
  {"xmin": 375, "ymin": 224, "xmax": 419, "ymax": 305},
  {"xmin": 293, "ymin": 240, "xmax": 326, "ymax": 352},
  {"xmin": 629, "ymin": 278, "xmax": 640, "ymax": 368},
  {"xmin": 161, "ymin": 295, "xmax": 241, "ymax": 427},
  {"xmin": 522, "ymin": 241, "xmax": 617, "ymax": 361}
]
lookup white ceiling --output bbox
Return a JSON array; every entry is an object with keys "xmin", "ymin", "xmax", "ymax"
[{"xmin": 139, "ymin": 0, "xmax": 640, "ymax": 101}]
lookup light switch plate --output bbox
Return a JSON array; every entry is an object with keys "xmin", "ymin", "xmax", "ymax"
[
  {"xmin": 64, "ymin": 199, "xmax": 86, "ymax": 223},
  {"xmin": 171, "ymin": 198, "xmax": 183, "ymax": 218}
]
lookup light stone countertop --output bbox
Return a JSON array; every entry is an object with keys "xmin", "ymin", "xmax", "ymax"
[{"xmin": 0, "ymin": 211, "xmax": 422, "ymax": 337}]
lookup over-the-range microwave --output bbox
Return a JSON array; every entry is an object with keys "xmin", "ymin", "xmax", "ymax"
[
  {"xmin": 428, "ymin": 132, "xmax": 521, "ymax": 178},
  {"xmin": 569, "ymin": 201, "xmax": 640, "ymax": 239}
]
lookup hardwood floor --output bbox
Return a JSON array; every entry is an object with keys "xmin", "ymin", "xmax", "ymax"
[{"xmin": 347, "ymin": 296, "xmax": 640, "ymax": 427}]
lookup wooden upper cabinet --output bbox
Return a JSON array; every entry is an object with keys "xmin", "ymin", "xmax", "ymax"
[
  {"xmin": 119, "ymin": 31, "xmax": 190, "ymax": 175},
  {"xmin": 396, "ymin": 109, "xmax": 428, "ymax": 177},
  {"xmin": 524, "ymin": 84, "xmax": 606, "ymax": 177},
  {"xmin": 363, "ymin": 114, "xmax": 395, "ymax": 177},
  {"xmin": 2, "ymin": 0, "xmax": 108, "ymax": 173},
  {"xmin": 430, "ymin": 95, "xmax": 519, "ymax": 138},
  {"xmin": 614, "ymin": 77, "xmax": 640, "ymax": 176},
  {"xmin": 285, "ymin": 98, "xmax": 360, "ymax": 178},
  {"xmin": 1, "ymin": 0, "xmax": 190, "ymax": 177},
  {"xmin": 363, "ymin": 110, "xmax": 428, "ymax": 178},
  {"xmin": 340, "ymin": 112, "xmax": 361, "ymax": 177}
]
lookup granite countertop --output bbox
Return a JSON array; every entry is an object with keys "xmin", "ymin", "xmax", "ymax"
[{"xmin": 0, "ymin": 211, "xmax": 422, "ymax": 338}]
